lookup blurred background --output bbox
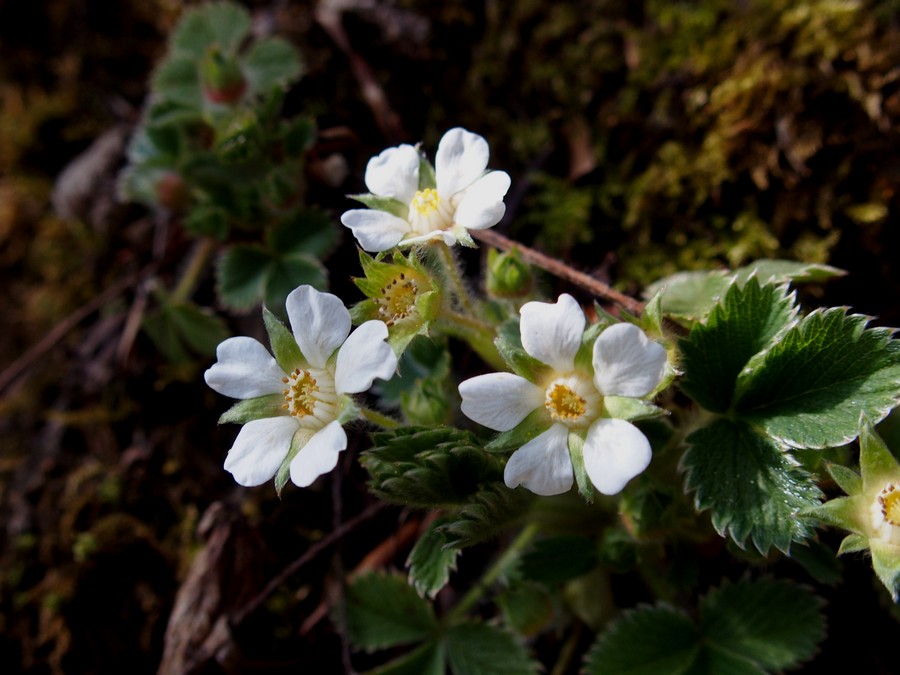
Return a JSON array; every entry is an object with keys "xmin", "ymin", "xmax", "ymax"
[{"xmin": 1, "ymin": 1, "xmax": 899, "ymax": 673}]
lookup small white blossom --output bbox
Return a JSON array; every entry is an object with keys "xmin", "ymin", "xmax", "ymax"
[
  {"xmin": 340, "ymin": 127, "xmax": 511, "ymax": 251},
  {"xmin": 458, "ymin": 294, "xmax": 668, "ymax": 497},
  {"xmin": 205, "ymin": 286, "xmax": 397, "ymax": 488}
]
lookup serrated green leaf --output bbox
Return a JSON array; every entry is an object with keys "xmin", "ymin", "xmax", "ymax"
[
  {"xmin": 699, "ymin": 579, "xmax": 825, "ymax": 671},
  {"xmin": 496, "ymin": 581, "xmax": 553, "ymax": 637},
  {"xmin": 262, "ymin": 307, "xmax": 303, "ymax": 372},
  {"xmin": 789, "ymin": 539, "xmax": 843, "ymax": 585},
  {"xmin": 583, "ymin": 605, "xmax": 700, "ymax": 675},
  {"xmin": 263, "ymin": 254, "xmax": 328, "ymax": 314},
  {"xmin": 445, "ymin": 622, "xmax": 539, "ymax": 675},
  {"xmin": 350, "ymin": 193, "xmax": 409, "ymax": 219},
  {"xmin": 219, "ymin": 394, "xmax": 283, "ymax": 425},
  {"xmin": 171, "ymin": 2, "xmax": 250, "ymax": 58},
  {"xmin": 683, "ymin": 419, "xmax": 821, "ymax": 553},
  {"xmin": 152, "ymin": 57, "xmax": 202, "ymax": 107},
  {"xmin": 217, "ymin": 245, "xmax": 272, "ymax": 310},
  {"xmin": 680, "ymin": 278, "xmax": 796, "ymax": 413},
  {"xmin": 183, "ymin": 204, "xmax": 229, "ymax": 238},
  {"xmin": 644, "ymin": 270, "xmax": 731, "ymax": 322},
  {"xmin": 266, "ymin": 209, "xmax": 338, "ymax": 259},
  {"xmin": 732, "ymin": 259, "xmax": 845, "ymax": 286},
  {"xmin": 440, "ymin": 484, "xmax": 533, "ymax": 549},
  {"xmin": 520, "ymin": 535, "xmax": 599, "ymax": 585},
  {"xmin": 369, "ymin": 641, "xmax": 445, "ymax": 675},
  {"xmin": 407, "ymin": 519, "xmax": 459, "ymax": 598},
  {"xmin": 362, "ymin": 427, "xmax": 504, "ymax": 507},
  {"xmin": 344, "ymin": 572, "xmax": 437, "ymax": 652},
  {"xmin": 168, "ymin": 303, "xmax": 230, "ymax": 356},
  {"xmin": 242, "ymin": 37, "xmax": 303, "ymax": 92},
  {"xmin": 735, "ymin": 309, "xmax": 900, "ymax": 448}
]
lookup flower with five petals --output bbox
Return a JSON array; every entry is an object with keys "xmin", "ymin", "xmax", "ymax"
[
  {"xmin": 340, "ymin": 127, "xmax": 511, "ymax": 251},
  {"xmin": 458, "ymin": 294, "xmax": 668, "ymax": 497},
  {"xmin": 205, "ymin": 285, "xmax": 397, "ymax": 491}
]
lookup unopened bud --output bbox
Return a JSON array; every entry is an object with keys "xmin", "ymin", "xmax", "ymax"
[
  {"xmin": 155, "ymin": 171, "xmax": 188, "ymax": 211},
  {"xmin": 200, "ymin": 47, "xmax": 246, "ymax": 105},
  {"xmin": 486, "ymin": 248, "xmax": 533, "ymax": 298}
]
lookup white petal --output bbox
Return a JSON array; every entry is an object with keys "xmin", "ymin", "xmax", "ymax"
[
  {"xmin": 290, "ymin": 420, "xmax": 347, "ymax": 487},
  {"xmin": 459, "ymin": 372, "xmax": 544, "ymax": 431},
  {"xmin": 205, "ymin": 337, "xmax": 284, "ymax": 399},
  {"xmin": 364, "ymin": 144, "xmax": 420, "ymax": 204},
  {"xmin": 341, "ymin": 209, "xmax": 410, "ymax": 252},
  {"xmin": 583, "ymin": 418, "xmax": 651, "ymax": 495},
  {"xmin": 435, "ymin": 128, "xmax": 489, "ymax": 198},
  {"xmin": 334, "ymin": 320, "xmax": 398, "ymax": 394},
  {"xmin": 504, "ymin": 423, "xmax": 573, "ymax": 496},
  {"xmin": 593, "ymin": 323, "xmax": 668, "ymax": 397},
  {"xmin": 519, "ymin": 294, "xmax": 585, "ymax": 372},
  {"xmin": 285, "ymin": 286, "xmax": 351, "ymax": 369},
  {"xmin": 453, "ymin": 171, "xmax": 511, "ymax": 230},
  {"xmin": 224, "ymin": 417, "xmax": 297, "ymax": 486}
]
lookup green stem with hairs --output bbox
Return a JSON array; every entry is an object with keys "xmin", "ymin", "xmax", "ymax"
[
  {"xmin": 446, "ymin": 522, "xmax": 540, "ymax": 623},
  {"xmin": 358, "ymin": 405, "xmax": 400, "ymax": 429},
  {"xmin": 433, "ymin": 242, "xmax": 479, "ymax": 317},
  {"xmin": 437, "ymin": 310, "xmax": 507, "ymax": 372},
  {"xmin": 171, "ymin": 237, "xmax": 217, "ymax": 304}
]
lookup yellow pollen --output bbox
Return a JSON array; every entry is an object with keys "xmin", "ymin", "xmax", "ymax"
[
  {"xmin": 410, "ymin": 188, "xmax": 440, "ymax": 216},
  {"xmin": 376, "ymin": 273, "xmax": 418, "ymax": 326},
  {"xmin": 283, "ymin": 368, "xmax": 319, "ymax": 418},
  {"xmin": 879, "ymin": 484, "xmax": 900, "ymax": 526},
  {"xmin": 546, "ymin": 383, "xmax": 586, "ymax": 422}
]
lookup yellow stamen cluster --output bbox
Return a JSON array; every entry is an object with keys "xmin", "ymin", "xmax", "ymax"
[
  {"xmin": 879, "ymin": 483, "xmax": 900, "ymax": 527},
  {"xmin": 546, "ymin": 383, "xmax": 587, "ymax": 422},
  {"xmin": 408, "ymin": 188, "xmax": 453, "ymax": 234},
  {"xmin": 410, "ymin": 188, "xmax": 440, "ymax": 216},
  {"xmin": 376, "ymin": 272, "xmax": 418, "ymax": 326},
  {"xmin": 282, "ymin": 368, "xmax": 319, "ymax": 418}
]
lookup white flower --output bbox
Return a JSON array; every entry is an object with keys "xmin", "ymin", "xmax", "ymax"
[
  {"xmin": 340, "ymin": 127, "xmax": 511, "ymax": 251},
  {"xmin": 205, "ymin": 285, "xmax": 397, "ymax": 489},
  {"xmin": 458, "ymin": 294, "xmax": 668, "ymax": 497}
]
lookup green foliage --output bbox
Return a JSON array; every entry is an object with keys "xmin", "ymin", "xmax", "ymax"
[
  {"xmin": 439, "ymin": 484, "xmax": 534, "ymax": 549},
  {"xmin": 520, "ymin": 535, "xmax": 599, "ymax": 585},
  {"xmin": 362, "ymin": 427, "xmax": 505, "ymax": 507},
  {"xmin": 407, "ymin": 519, "xmax": 460, "ymax": 599},
  {"xmin": 584, "ymin": 579, "xmax": 825, "ymax": 674},
  {"xmin": 445, "ymin": 622, "xmax": 539, "ymax": 675},
  {"xmin": 496, "ymin": 582, "xmax": 554, "ymax": 637},
  {"xmin": 344, "ymin": 573, "xmax": 438, "ymax": 651},
  {"xmin": 142, "ymin": 300, "xmax": 230, "ymax": 363},
  {"xmin": 683, "ymin": 419, "xmax": 821, "ymax": 553}
]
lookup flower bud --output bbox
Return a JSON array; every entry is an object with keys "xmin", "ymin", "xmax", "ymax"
[
  {"xmin": 486, "ymin": 248, "xmax": 533, "ymax": 298},
  {"xmin": 200, "ymin": 47, "xmax": 246, "ymax": 105},
  {"xmin": 155, "ymin": 171, "xmax": 188, "ymax": 211}
]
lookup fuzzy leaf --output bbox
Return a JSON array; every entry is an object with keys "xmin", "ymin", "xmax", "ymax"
[
  {"xmin": 644, "ymin": 270, "xmax": 731, "ymax": 322},
  {"xmin": 445, "ymin": 622, "xmax": 539, "ymax": 675},
  {"xmin": 265, "ymin": 209, "xmax": 339, "ymax": 260},
  {"xmin": 344, "ymin": 572, "xmax": 438, "ymax": 651},
  {"xmin": 262, "ymin": 254, "xmax": 328, "ymax": 314},
  {"xmin": 171, "ymin": 2, "xmax": 250, "ymax": 58},
  {"xmin": 152, "ymin": 57, "xmax": 202, "ymax": 107},
  {"xmin": 217, "ymin": 244, "xmax": 272, "ymax": 311},
  {"xmin": 143, "ymin": 302, "xmax": 230, "ymax": 363},
  {"xmin": 583, "ymin": 605, "xmax": 701, "ymax": 675},
  {"xmin": 407, "ymin": 519, "xmax": 459, "ymax": 598},
  {"xmin": 439, "ymin": 484, "xmax": 533, "ymax": 549},
  {"xmin": 369, "ymin": 641, "xmax": 445, "ymax": 675},
  {"xmin": 242, "ymin": 37, "xmax": 303, "ymax": 91},
  {"xmin": 679, "ymin": 278, "xmax": 795, "ymax": 413},
  {"xmin": 699, "ymin": 579, "xmax": 825, "ymax": 671},
  {"xmin": 683, "ymin": 419, "xmax": 821, "ymax": 553},
  {"xmin": 732, "ymin": 259, "xmax": 845, "ymax": 286},
  {"xmin": 496, "ymin": 582, "xmax": 553, "ymax": 638},
  {"xmin": 837, "ymin": 533, "xmax": 869, "ymax": 555},
  {"xmin": 362, "ymin": 427, "xmax": 504, "ymax": 507},
  {"xmin": 735, "ymin": 309, "xmax": 900, "ymax": 448}
]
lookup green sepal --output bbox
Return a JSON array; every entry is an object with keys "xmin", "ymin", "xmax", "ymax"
[
  {"xmin": 454, "ymin": 227, "xmax": 477, "ymax": 248},
  {"xmin": 494, "ymin": 320, "xmax": 553, "ymax": 384},
  {"xmin": 262, "ymin": 306, "xmax": 304, "ymax": 372},
  {"xmin": 275, "ymin": 427, "xmax": 315, "ymax": 496},
  {"xmin": 603, "ymin": 396, "xmax": 666, "ymax": 422},
  {"xmin": 406, "ymin": 518, "xmax": 459, "ymax": 599},
  {"xmin": 568, "ymin": 430, "xmax": 594, "ymax": 503},
  {"xmin": 418, "ymin": 157, "xmax": 436, "ymax": 190},
  {"xmin": 337, "ymin": 396, "xmax": 360, "ymax": 425},
  {"xmin": 803, "ymin": 496, "xmax": 863, "ymax": 535},
  {"xmin": 837, "ymin": 533, "xmax": 869, "ymax": 555},
  {"xmin": 573, "ymin": 321, "xmax": 604, "ymax": 374},
  {"xmin": 349, "ymin": 193, "xmax": 408, "ymax": 219},
  {"xmin": 860, "ymin": 415, "xmax": 900, "ymax": 484},
  {"xmin": 218, "ymin": 395, "xmax": 284, "ymax": 425},
  {"xmin": 826, "ymin": 463, "xmax": 862, "ymax": 495},
  {"xmin": 484, "ymin": 409, "xmax": 550, "ymax": 453},
  {"xmin": 870, "ymin": 541, "xmax": 900, "ymax": 601},
  {"xmin": 640, "ymin": 288, "xmax": 665, "ymax": 337}
]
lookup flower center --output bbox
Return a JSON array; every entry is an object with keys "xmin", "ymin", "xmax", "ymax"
[
  {"xmin": 408, "ymin": 188, "xmax": 453, "ymax": 234},
  {"xmin": 282, "ymin": 367, "xmax": 337, "ymax": 429},
  {"xmin": 376, "ymin": 272, "xmax": 418, "ymax": 326},
  {"xmin": 544, "ymin": 375, "xmax": 600, "ymax": 427},
  {"xmin": 879, "ymin": 484, "xmax": 900, "ymax": 526}
]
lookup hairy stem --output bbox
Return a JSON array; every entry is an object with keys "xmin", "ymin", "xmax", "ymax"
[
  {"xmin": 359, "ymin": 405, "xmax": 400, "ymax": 429},
  {"xmin": 171, "ymin": 237, "xmax": 217, "ymax": 304},
  {"xmin": 433, "ymin": 241, "xmax": 479, "ymax": 317}
]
